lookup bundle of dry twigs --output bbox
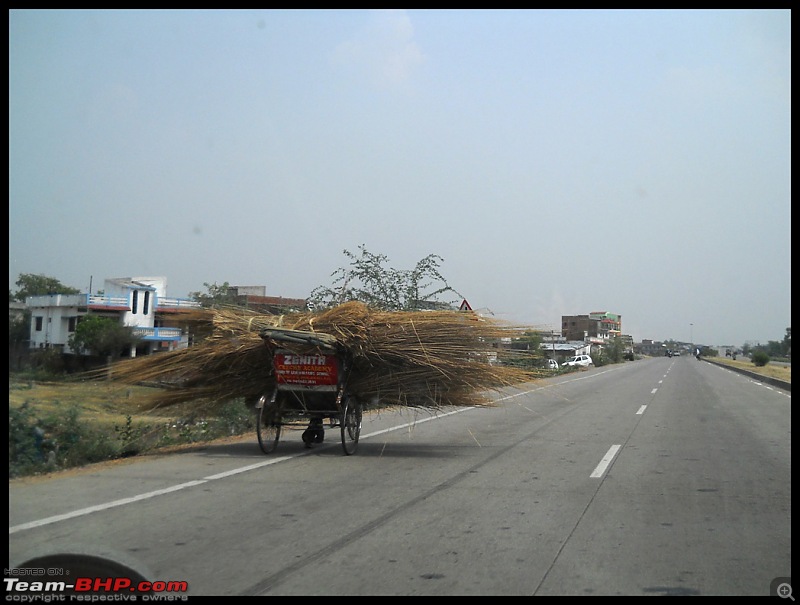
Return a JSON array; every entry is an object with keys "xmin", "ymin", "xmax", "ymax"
[{"xmin": 101, "ymin": 301, "xmax": 539, "ymax": 411}]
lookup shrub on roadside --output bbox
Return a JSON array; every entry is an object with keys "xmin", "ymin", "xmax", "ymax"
[
  {"xmin": 9, "ymin": 394, "xmax": 256, "ymax": 478},
  {"xmin": 9, "ymin": 403, "xmax": 45, "ymax": 478},
  {"xmin": 9, "ymin": 402, "xmax": 116, "ymax": 477},
  {"xmin": 751, "ymin": 351, "xmax": 770, "ymax": 367}
]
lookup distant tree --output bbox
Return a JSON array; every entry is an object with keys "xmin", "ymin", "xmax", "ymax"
[
  {"xmin": 607, "ymin": 335, "xmax": 625, "ymax": 363},
  {"xmin": 764, "ymin": 340, "xmax": 784, "ymax": 358},
  {"xmin": 309, "ymin": 245, "xmax": 463, "ymax": 311},
  {"xmin": 741, "ymin": 329, "xmax": 790, "ymax": 359},
  {"xmin": 68, "ymin": 315, "xmax": 140, "ymax": 360},
  {"xmin": 189, "ymin": 282, "xmax": 239, "ymax": 308},
  {"xmin": 514, "ymin": 330, "xmax": 544, "ymax": 351},
  {"xmin": 507, "ymin": 330, "xmax": 546, "ymax": 369},
  {"xmin": 9, "ymin": 309, "xmax": 31, "ymax": 346},
  {"xmin": 12, "ymin": 273, "xmax": 80, "ymax": 302}
]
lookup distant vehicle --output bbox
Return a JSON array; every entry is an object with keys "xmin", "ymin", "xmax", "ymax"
[
  {"xmin": 545, "ymin": 359, "xmax": 559, "ymax": 370},
  {"xmin": 562, "ymin": 354, "xmax": 593, "ymax": 368},
  {"xmin": 673, "ymin": 350, "xmax": 681, "ymax": 356},
  {"xmin": 666, "ymin": 349, "xmax": 672, "ymax": 357}
]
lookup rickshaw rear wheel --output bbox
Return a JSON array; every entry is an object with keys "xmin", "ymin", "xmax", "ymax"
[
  {"xmin": 341, "ymin": 394, "xmax": 362, "ymax": 455},
  {"xmin": 256, "ymin": 394, "xmax": 281, "ymax": 454}
]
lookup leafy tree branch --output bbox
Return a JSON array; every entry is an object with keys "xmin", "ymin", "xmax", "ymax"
[{"xmin": 309, "ymin": 245, "xmax": 463, "ymax": 312}]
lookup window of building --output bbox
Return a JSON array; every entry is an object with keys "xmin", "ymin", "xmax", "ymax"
[
  {"xmin": 68, "ymin": 317, "xmax": 77, "ymax": 332},
  {"xmin": 132, "ymin": 291, "xmax": 138, "ymax": 314},
  {"xmin": 143, "ymin": 291, "xmax": 150, "ymax": 315},
  {"xmin": 35, "ymin": 316, "xmax": 43, "ymax": 331}
]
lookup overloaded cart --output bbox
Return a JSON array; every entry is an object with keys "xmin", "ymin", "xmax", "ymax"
[{"xmin": 256, "ymin": 327, "xmax": 363, "ymax": 455}]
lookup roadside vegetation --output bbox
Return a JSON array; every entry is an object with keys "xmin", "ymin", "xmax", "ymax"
[
  {"xmin": 706, "ymin": 356, "xmax": 791, "ymax": 383},
  {"xmin": 9, "ymin": 352, "xmax": 789, "ymax": 479},
  {"xmin": 9, "ymin": 373, "xmax": 254, "ymax": 479},
  {"xmin": 8, "ymin": 263, "xmax": 790, "ymax": 479},
  {"xmin": 3, "ymin": 351, "xmax": 636, "ymax": 480}
]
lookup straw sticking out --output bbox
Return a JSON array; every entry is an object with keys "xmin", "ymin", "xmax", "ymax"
[{"xmin": 100, "ymin": 301, "xmax": 540, "ymax": 412}]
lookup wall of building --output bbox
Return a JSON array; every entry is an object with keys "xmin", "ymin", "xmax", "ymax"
[{"xmin": 25, "ymin": 277, "xmax": 199, "ymax": 356}]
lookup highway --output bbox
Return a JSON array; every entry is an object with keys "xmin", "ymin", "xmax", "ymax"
[{"xmin": 8, "ymin": 356, "xmax": 791, "ymax": 596}]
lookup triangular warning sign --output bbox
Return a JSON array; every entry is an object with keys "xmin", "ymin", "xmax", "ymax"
[{"xmin": 459, "ymin": 299, "xmax": 472, "ymax": 311}]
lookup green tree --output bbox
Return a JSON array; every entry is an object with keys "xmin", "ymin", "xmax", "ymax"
[
  {"xmin": 12, "ymin": 273, "xmax": 80, "ymax": 302},
  {"xmin": 592, "ymin": 347, "xmax": 607, "ymax": 367},
  {"xmin": 764, "ymin": 340, "xmax": 784, "ymax": 358},
  {"xmin": 515, "ymin": 330, "xmax": 544, "ymax": 351},
  {"xmin": 309, "ymin": 245, "xmax": 463, "ymax": 311},
  {"xmin": 68, "ymin": 315, "xmax": 141, "ymax": 360},
  {"xmin": 9, "ymin": 309, "xmax": 31, "ymax": 346},
  {"xmin": 189, "ymin": 282, "xmax": 239, "ymax": 308},
  {"xmin": 509, "ymin": 330, "xmax": 546, "ymax": 369},
  {"xmin": 607, "ymin": 335, "xmax": 625, "ymax": 363}
]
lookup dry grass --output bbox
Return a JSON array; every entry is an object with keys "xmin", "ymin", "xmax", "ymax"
[
  {"xmin": 707, "ymin": 357, "xmax": 791, "ymax": 383},
  {"xmin": 11, "ymin": 354, "xmax": 787, "ymax": 440},
  {"xmin": 89, "ymin": 301, "xmax": 541, "ymax": 413},
  {"xmin": 8, "ymin": 380, "xmax": 214, "ymax": 430}
]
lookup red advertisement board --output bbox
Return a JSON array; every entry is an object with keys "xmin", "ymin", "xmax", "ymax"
[{"xmin": 273, "ymin": 352, "xmax": 339, "ymax": 387}]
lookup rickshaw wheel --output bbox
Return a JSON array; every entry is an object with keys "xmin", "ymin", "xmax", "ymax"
[
  {"xmin": 340, "ymin": 394, "xmax": 362, "ymax": 455},
  {"xmin": 256, "ymin": 394, "xmax": 281, "ymax": 454}
]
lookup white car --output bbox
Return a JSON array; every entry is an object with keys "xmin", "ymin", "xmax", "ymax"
[
  {"xmin": 562, "ymin": 354, "xmax": 594, "ymax": 368},
  {"xmin": 545, "ymin": 359, "xmax": 559, "ymax": 370}
]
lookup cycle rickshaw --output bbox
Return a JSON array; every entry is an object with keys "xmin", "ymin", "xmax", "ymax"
[{"xmin": 255, "ymin": 327, "xmax": 362, "ymax": 455}]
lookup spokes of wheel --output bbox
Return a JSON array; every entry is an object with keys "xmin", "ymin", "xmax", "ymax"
[
  {"xmin": 340, "ymin": 395, "xmax": 362, "ymax": 455},
  {"xmin": 256, "ymin": 394, "xmax": 281, "ymax": 454}
]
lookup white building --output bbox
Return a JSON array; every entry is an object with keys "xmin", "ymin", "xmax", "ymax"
[{"xmin": 27, "ymin": 276, "xmax": 201, "ymax": 357}]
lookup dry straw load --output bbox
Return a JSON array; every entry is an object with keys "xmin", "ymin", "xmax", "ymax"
[{"xmin": 103, "ymin": 301, "xmax": 540, "ymax": 412}]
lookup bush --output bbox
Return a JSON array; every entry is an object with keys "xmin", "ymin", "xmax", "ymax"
[
  {"xmin": 8, "ymin": 402, "xmax": 117, "ymax": 477},
  {"xmin": 40, "ymin": 404, "xmax": 121, "ymax": 471},
  {"xmin": 8, "ymin": 375, "xmax": 257, "ymax": 478},
  {"xmin": 592, "ymin": 350, "xmax": 607, "ymax": 367},
  {"xmin": 8, "ymin": 404, "xmax": 45, "ymax": 478},
  {"xmin": 751, "ymin": 351, "xmax": 770, "ymax": 367},
  {"xmin": 28, "ymin": 348, "xmax": 67, "ymax": 375}
]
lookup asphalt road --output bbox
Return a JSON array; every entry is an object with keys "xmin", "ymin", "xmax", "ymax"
[{"xmin": 8, "ymin": 356, "xmax": 791, "ymax": 596}]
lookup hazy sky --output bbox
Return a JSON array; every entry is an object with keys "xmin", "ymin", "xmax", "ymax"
[{"xmin": 9, "ymin": 9, "xmax": 791, "ymax": 346}]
